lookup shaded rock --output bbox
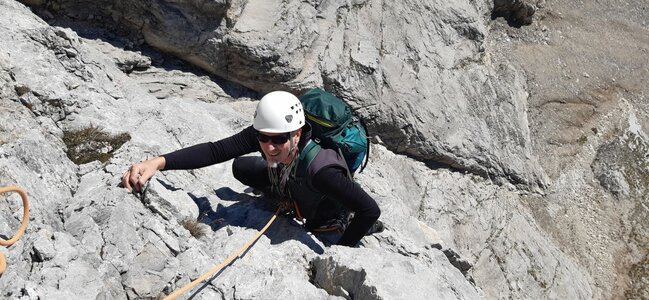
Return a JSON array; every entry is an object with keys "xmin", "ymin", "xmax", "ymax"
[
  {"xmin": 493, "ymin": 0, "xmax": 536, "ymax": 26},
  {"xmin": 31, "ymin": 230, "xmax": 57, "ymax": 262},
  {"xmin": 443, "ymin": 248, "xmax": 473, "ymax": 274},
  {"xmin": 113, "ymin": 50, "xmax": 151, "ymax": 73}
]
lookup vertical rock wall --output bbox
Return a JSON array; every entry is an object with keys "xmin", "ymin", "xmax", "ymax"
[{"xmin": 26, "ymin": 0, "xmax": 549, "ymax": 190}]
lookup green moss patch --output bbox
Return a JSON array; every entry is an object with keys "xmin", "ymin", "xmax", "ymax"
[{"xmin": 63, "ymin": 126, "xmax": 130, "ymax": 164}]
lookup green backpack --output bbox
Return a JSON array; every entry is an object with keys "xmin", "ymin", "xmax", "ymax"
[{"xmin": 298, "ymin": 88, "xmax": 370, "ymax": 175}]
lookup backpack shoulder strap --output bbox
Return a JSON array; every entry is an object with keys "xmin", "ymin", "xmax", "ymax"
[
  {"xmin": 357, "ymin": 116, "xmax": 370, "ymax": 174},
  {"xmin": 296, "ymin": 140, "xmax": 321, "ymax": 178}
]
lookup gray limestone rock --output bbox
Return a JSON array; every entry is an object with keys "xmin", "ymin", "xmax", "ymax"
[
  {"xmin": 355, "ymin": 144, "xmax": 593, "ymax": 299},
  {"xmin": 25, "ymin": 0, "xmax": 548, "ymax": 191},
  {"xmin": 591, "ymin": 120, "xmax": 649, "ymax": 199},
  {"xmin": 141, "ymin": 178, "xmax": 200, "ymax": 222},
  {"xmin": 311, "ymin": 247, "xmax": 482, "ymax": 299},
  {"xmin": 1, "ymin": 0, "xmax": 644, "ymax": 299}
]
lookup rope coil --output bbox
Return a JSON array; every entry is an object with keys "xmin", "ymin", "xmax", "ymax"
[{"xmin": 0, "ymin": 186, "xmax": 30, "ymax": 275}]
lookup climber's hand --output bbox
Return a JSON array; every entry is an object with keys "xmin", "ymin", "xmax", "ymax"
[{"xmin": 122, "ymin": 156, "xmax": 165, "ymax": 193}]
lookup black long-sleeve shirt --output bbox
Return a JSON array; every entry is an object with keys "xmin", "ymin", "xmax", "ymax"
[{"xmin": 162, "ymin": 126, "xmax": 380, "ymax": 246}]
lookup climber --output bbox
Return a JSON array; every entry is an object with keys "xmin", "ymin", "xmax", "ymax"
[{"xmin": 122, "ymin": 91, "xmax": 382, "ymax": 247}]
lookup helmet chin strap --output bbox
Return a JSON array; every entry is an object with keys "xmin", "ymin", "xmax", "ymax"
[
  {"xmin": 288, "ymin": 131, "xmax": 297, "ymax": 154},
  {"xmin": 267, "ymin": 132, "xmax": 300, "ymax": 200}
]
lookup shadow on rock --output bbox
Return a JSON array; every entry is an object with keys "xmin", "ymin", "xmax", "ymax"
[
  {"xmin": 213, "ymin": 187, "xmax": 240, "ymax": 201},
  {"xmin": 190, "ymin": 190, "xmax": 325, "ymax": 254},
  {"xmin": 492, "ymin": 0, "xmax": 536, "ymax": 28}
]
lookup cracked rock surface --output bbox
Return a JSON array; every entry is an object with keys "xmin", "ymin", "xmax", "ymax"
[
  {"xmin": 1, "ymin": 0, "xmax": 647, "ymax": 299},
  {"xmin": 25, "ymin": 0, "xmax": 549, "ymax": 191}
]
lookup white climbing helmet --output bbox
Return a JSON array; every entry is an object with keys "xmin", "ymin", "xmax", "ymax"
[{"xmin": 253, "ymin": 91, "xmax": 305, "ymax": 133}]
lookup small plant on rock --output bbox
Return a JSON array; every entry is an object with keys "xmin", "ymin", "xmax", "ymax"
[
  {"xmin": 63, "ymin": 125, "xmax": 130, "ymax": 164},
  {"xmin": 181, "ymin": 218, "xmax": 206, "ymax": 239}
]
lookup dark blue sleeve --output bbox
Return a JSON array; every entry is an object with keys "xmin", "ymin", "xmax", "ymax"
[
  {"xmin": 162, "ymin": 126, "xmax": 260, "ymax": 170},
  {"xmin": 312, "ymin": 167, "xmax": 381, "ymax": 246}
]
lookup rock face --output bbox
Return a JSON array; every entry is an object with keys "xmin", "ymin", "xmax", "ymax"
[
  {"xmin": 0, "ymin": 0, "xmax": 646, "ymax": 299},
  {"xmin": 488, "ymin": 0, "xmax": 649, "ymax": 297},
  {"xmin": 0, "ymin": 1, "xmax": 484, "ymax": 298},
  {"xmin": 28, "ymin": 0, "xmax": 549, "ymax": 191},
  {"xmin": 310, "ymin": 247, "xmax": 481, "ymax": 299}
]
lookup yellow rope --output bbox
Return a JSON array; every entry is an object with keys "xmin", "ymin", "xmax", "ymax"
[
  {"xmin": 163, "ymin": 207, "xmax": 280, "ymax": 300},
  {"xmin": 0, "ymin": 186, "xmax": 30, "ymax": 275}
]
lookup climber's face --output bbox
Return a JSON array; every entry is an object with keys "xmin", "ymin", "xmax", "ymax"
[{"xmin": 257, "ymin": 129, "xmax": 301, "ymax": 165}]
